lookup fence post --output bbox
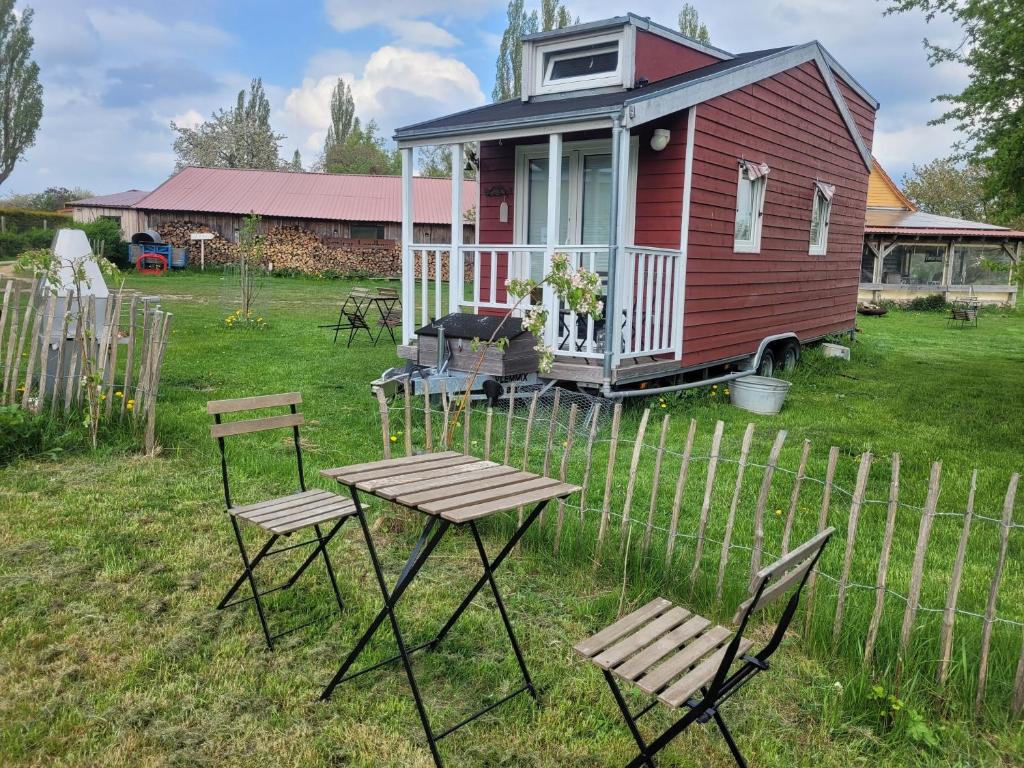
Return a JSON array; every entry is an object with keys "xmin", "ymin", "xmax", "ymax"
[
  {"xmin": 542, "ymin": 388, "xmax": 561, "ymax": 478},
  {"xmin": 144, "ymin": 312, "xmax": 172, "ymax": 455},
  {"xmin": 781, "ymin": 439, "xmax": 812, "ymax": 555},
  {"xmin": 554, "ymin": 403, "xmax": 578, "ymax": 553},
  {"xmin": 642, "ymin": 414, "xmax": 670, "ymax": 556},
  {"xmin": 2, "ymin": 283, "xmax": 20, "ymax": 402},
  {"xmin": 120, "ymin": 296, "xmax": 139, "ymax": 420},
  {"xmin": 403, "ymin": 379, "xmax": 413, "ymax": 456},
  {"xmin": 976, "ymin": 473, "xmax": 1019, "ymax": 711},
  {"xmin": 9, "ymin": 277, "xmax": 39, "ymax": 403},
  {"xmin": 865, "ymin": 453, "xmax": 901, "ymax": 666},
  {"xmin": 462, "ymin": 400, "xmax": 472, "ymax": 455},
  {"xmin": 502, "ymin": 382, "xmax": 515, "ymax": 466},
  {"xmin": 423, "ymin": 378, "xmax": 433, "ymax": 451},
  {"xmin": 374, "ymin": 386, "xmax": 391, "ymax": 459},
  {"xmin": 619, "ymin": 408, "xmax": 650, "ymax": 553},
  {"xmin": 832, "ymin": 451, "xmax": 872, "ymax": 647},
  {"xmin": 103, "ymin": 292, "xmax": 123, "ymax": 417},
  {"xmin": 690, "ymin": 420, "xmax": 724, "ymax": 586},
  {"xmin": 597, "ymin": 403, "xmax": 623, "ymax": 552},
  {"xmin": 717, "ymin": 423, "xmax": 755, "ymax": 605},
  {"xmin": 665, "ymin": 418, "xmax": 697, "ymax": 567},
  {"xmin": 0, "ymin": 281, "xmax": 12, "ymax": 398},
  {"xmin": 518, "ymin": 392, "xmax": 539, "ymax": 528},
  {"xmin": 898, "ymin": 461, "xmax": 941, "ymax": 677},
  {"xmin": 938, "ymin": 468, "xmax": 976, "ymax": 685},
  {"xmin": 1013, "ymin": 627, "xmax": 1024, "ymax": 718},
  {"xmin": 750, "ymin": 430, "xmax": 787, "ymax": 586},
  {"xmin": 484, "ymin": 406, "xmax": 493, "ymax": 461},
  {"xmin": 578, "ymin": 404, "xmax": 601, "ymax": 523}
]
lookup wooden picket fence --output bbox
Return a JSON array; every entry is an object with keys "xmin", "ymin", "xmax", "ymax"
[
  {"xmin": 0, "ymin": 275, "xmax": 172, "ymax": 453},
  {"xmin": 372, "ymin": 382, "xmax": 1024, "ymax": 717}
]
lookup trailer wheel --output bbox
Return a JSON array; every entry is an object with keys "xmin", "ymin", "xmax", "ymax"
[
  {"xmin": 756, "ymin": 348, "xmax": 776, "ymax": 377},
  {"xmin": 778, "ymin": 339, "xmax": 801, "ymax": 371}
]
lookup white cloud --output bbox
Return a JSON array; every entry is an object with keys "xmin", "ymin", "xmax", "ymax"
[
  {"xmin": 322, "ymin": 0, "xmax": 495, "ymax": 47},
  {"xmin": 170, "ymin": 109, "xmax": 205, "ymax": 129},
  {"xmin": 281, "ymin": 46, "xmax": 484, "ymax": 152}
]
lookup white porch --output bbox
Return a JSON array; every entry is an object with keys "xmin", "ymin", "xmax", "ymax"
[{"xmin": 396, "ymin": 125, "xmax": 694, "ymax": 382}]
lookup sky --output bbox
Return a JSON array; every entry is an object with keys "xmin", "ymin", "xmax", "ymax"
[{"xmin": 6, "ymin": 0, "xmax": 970, "ymax": 196}]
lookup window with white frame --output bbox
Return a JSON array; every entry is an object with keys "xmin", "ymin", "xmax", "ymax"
[
  {"xmin": 734, "ymin": 161, "xmax": 769, "ymax": 253},
  {"xmin": 809, "ymin": 181, "xmax": 835, "ymax": 256},
  {"xmin": 530, "ymin": 32, "xmax": 624, "ymax": 96}
]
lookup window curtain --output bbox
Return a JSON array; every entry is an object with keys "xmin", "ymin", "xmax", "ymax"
[
  {"xmin": 815, "ymin": 180, "xmax": 836, "ymax": 201},
  {"xmin": 741, "ymin": 160, "xmax": 771, "ymax": 180}
]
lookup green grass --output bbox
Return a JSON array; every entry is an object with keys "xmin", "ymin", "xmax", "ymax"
[{"xmin": 1, "ymin": 269, "xmax": 1022, "ymax": 767}]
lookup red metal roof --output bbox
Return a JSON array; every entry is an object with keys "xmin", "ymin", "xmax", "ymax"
[
  {"xmin": 865, "ymin": 207, "xmax": 1024, "ymax": 240},
  {"xmin": 72, "ymin": 189, "xmax": 150, "ymax": 208},
  {"xmin": 864, "ymin": 226, "xmax": 1024, "ymax": 238},
  {"xmin": 134, "ymin": 167, "xmax": 475, "ymax": 225}
]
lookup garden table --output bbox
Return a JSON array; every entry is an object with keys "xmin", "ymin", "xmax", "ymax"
[{"xmin": 319, "ymin": 451, "xmax": 579, "ymax": 767}]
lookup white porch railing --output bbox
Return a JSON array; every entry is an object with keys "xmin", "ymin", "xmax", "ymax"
[{"xmin": 404, "ymin": 243, "xmax": 685, "ymax": 364}]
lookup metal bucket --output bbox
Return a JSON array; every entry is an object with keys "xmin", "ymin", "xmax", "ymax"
[{"xmin": 729, "ymin": 375, "xmax": 792, "ymax": 415}]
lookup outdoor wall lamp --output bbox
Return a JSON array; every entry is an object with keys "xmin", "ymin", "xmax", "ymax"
[{"xmin": 650, "ymin": 129, "xmax": 671, "ymax": 152}]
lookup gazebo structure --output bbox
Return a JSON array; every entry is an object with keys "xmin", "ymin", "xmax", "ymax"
[{"xmin": 860, "ymin": 161, "xmax": 1023, "ymax": 306}]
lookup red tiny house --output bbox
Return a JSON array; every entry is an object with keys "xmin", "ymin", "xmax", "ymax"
[{"xmin": 394, "ymin": 13, "xmax": 877, "ymax": 391}]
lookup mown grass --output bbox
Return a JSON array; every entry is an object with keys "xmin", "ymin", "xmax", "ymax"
[{"xmin": 1, "ymin": 269, "xmax": 1022, "ymax": 767}]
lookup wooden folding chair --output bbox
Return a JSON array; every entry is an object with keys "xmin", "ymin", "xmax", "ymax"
[
  {"xmin": 319, "ymin": 287, "xmax": 374, "ymax": 346},
  {"xmin": 209, "ymin": 392, "xmax": 358, "ymax": 649},
  {"xmin": 575, "ymin": 528, "xmax": 836, "ymax": 768}
]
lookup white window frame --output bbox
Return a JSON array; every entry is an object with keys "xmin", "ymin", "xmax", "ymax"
[
  {"xmin": 809, "ymin": 185, "xmax": 833, "ymax": 256},
  {"xmin": 531, "ymin": 32, "xmax": 625, "ymax": 96},
  {"xmin": 733, "ymin": 166, "xmax": 767, "ymax": 254}
]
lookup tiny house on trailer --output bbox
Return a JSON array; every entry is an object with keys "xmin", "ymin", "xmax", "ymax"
[{"xmin": 392, "ymin": 13, "xmax": 877, "ymax": 395}]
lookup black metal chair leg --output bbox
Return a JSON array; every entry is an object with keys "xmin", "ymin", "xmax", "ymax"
[
  {"xmin": 219, "ymin": 532, "xmax": 278, "ymax": 609},
  {"xmin": 284, "ymin": 518, "xmax": 346, "ymax": 588},
  {"xmin": 603, "ymin": 671, "xmax": 657, "ymax": 768},
  {"xmin": 314, "ymin": 523, "xmax": 346, "ymax": 615},
  {"xmin": 468, "ymin": 521, "xmax": 537, "ymax": 699},
  {"xmin": 230, "ymin": 517, "xmax": 274, "ymax": 649},
  {"xmin": 712, "ymin": 711, "xmax": 748, "ymax": 768}
]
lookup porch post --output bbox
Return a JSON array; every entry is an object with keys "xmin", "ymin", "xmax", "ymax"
[
  {"xmin": 603, "ymin": 119, "xmax": 622, "ymax": 383},
  {"xmin": 449, "ymin": 143, "xmax": 464, "ymax": 315},
  {"xmin": 544, "ymin": 133, "xmax": 562, "ymax": 347},
  {"xmin": 871, "ymin": 239, "xmax": 883, "ymax": 284},
  {"xmin": 401, "ymin": 147, "xmax": 414, "ymax": 345},
  {"xmin": 611, "ymin": 124, "xmax": 631, "ymax": 369},
  {"xmin": 941, "ymin": 240, "xmax": 955, "ymax": 287}
]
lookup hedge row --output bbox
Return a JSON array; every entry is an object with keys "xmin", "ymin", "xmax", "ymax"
[{"xmin": 0, "ymin": 207, "xmax": 74, "ymax": 234}]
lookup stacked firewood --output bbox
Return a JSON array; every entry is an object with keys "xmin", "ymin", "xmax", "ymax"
[{"xmin": 155, "ymin": 222, "xmax": 237, "ymax": 263}]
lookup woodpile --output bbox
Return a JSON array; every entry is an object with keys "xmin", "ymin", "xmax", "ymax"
[{"xmin": 154, "ymin": 221, "xmax": 470, "ymax": 280}]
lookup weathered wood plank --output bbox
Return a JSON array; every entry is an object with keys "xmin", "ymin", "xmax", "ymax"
[
  {"xmin": 642, "ymin": 414, "xmax": 671, "ymax": 556},
  {"xmin": 554, "ymin": 403, "xmax": 579, "ymax": 553},
  {"xmin": 620, "ymin": 408, "xmax": 651, "ymax": 552},
  {"xmin": 518, "ymin": 391, "xmax": 539, "ymax": 528},
  {"xmin": 781, "ymin": 439, "xmax": 812, "ymax": 555},
  {"xmin": 484, "ymin": 406, "xmax": 493, "ymax": 461},
  {"xmin": 403, "ymin": 379, "xmax": 413, "ymax": 456},
  {"xmin": 803, "ymin": 446, "xmax": 839, "ymax": 636},
  {"xmin": 864, "ymin": 453, "xmax": 900, "ymax": 667},
  {"xmin": 423, "ymin": 377, "xmax": 433, "ymax": 451},
  {"xmin": 542, "ymin": 388, "xmax": 561, "ymax": 478},
  {"xmin": 832, "ymin": 452, "xmax": 872, "ymax": 647},
  {"xmin": 210, "ymin": 412, "xmax": 304, "ymax": 439},
  {"xmin": 717, "ymin": 423, "xmax": 755, "ymax": 605},
  {"xmin": 208, "ymin": 391, "xmax": 302, "ymax": 414},
  {"xmin": 598, "ymin": 402, "xmax": 623, "ymax": 551},
  {"xmin": 898, "ymin": 461, "xmax": 941, "ymax": 673},
  {"xmin": 749, "ymin": 430, "xmax": 787, "ymax": 585},
  {"xmin": 976, "ymin": 473, "xmax": 1019, "ymax": 711},
  {"xmin": 574, "ymin": 598, "xmax": 672, "ymax": 657},
  {"xmin": 690, "ymin": 420, "xmax": 725, "ymax": 585},
  {"xmin": 375, "ymin": 386, "xmax": 391, "ymax": 459},
  {"xmin": 578, "ymin": 403, "xmax": 601, "ymax": 522},
  {"xmin": 938, "ymin": 468, "xmax": 975, "ymax": 685},
  {"xmin": 120, "ymin": 295, "xmax": 139, "ymax": 420},
  {"xmin": 665, "ymin": 418, "xmax": 698, "ymax": 566},
  {"xmin": 502, "ymin": 382, "xmax": 515, "ymax": 466}
]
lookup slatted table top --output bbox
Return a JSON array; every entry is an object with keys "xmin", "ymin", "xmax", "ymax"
[{"xmin": 321, "ymin": 451, "xmax": 580, "ymax": 524}]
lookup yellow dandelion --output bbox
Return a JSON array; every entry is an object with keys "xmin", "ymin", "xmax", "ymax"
[
  {"xmin": 724, "ymin": 388, "xmax": 730, "ymax": 396},
  {"xmin": 17, "ymin": 385, "xmax": 25, "ymax": 392},
  {"xmin": 115, "ymin": 391, "xmax": 124, "ymax": 398},
  {"xmin": 390, "ymin": 435, "xmax": 397, "ymax": 442},
  {"xmin": 660, "ymin": 402, "xmax": 667, "ymax": 409},
  {"xmin": 99, "ymin": 393, "xmax": 106, "ymax": 401},
  {"xmin": 774, "ymin": 508, "xmax": 783, "ymax": 516},
  {"xmin": 126, "ymin": 401, "xmax": 135, "ymax": 412}
]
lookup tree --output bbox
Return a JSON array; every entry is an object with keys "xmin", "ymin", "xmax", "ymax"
[
  {"xmin": 417, "ymin": 144, "xmax": 478, "ymax": 179},
  {"xmin": 887, "ymin": 1, "xmax": 1024, "ymax": 225},
  {"xmin": 678, "ymin": 3, "xmax": 711, "ymax": 44},
  {"xmin": 324, "ymin": 78, "xmax": 358, "ymax": 158},
  {"xmin": 323, "ymin": 121, "xmax": 400, "ymax": 175},
  {"xmin": 901, "ymin": 156, "xmax": 991, "ymax": 221},
  {"xmin": 289, "ymin": 149, "xmax": 303, "ymax": 172},
  {"xmin": 0, "ymin": 185, "xmax": 93, "ymax": 210},
  {"xmin": 170, "ymin": 78, "xmax": 283, "ymax": 170},
  {"xmin": 0, "ymin": 1, "xmax": 43, "ymax": 187},
  {"xmin": 492, "ymin": 0, "xmax": 576, "ymax": 102}
]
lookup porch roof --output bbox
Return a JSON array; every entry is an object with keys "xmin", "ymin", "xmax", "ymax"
[
  {"xmin": 394, "ymin": 47, "xmax": 788, "ymax": 144},
  {"xmin": 865, "ymin": 208, "xmax": 1024, "ymax": 240}
]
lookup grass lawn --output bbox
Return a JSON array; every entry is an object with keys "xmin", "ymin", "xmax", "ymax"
[{"xmin": 1, "ymin": 270, "xmax": 1023, "ymax": 767}]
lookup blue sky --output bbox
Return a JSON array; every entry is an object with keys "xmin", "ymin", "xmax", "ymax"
[{"xmin": 7, "ymin": 1, "xmax": 969, "ymax": 195}]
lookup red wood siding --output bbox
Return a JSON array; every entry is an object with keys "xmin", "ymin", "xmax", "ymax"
[
  {"xmin": 632, "ymin": 112, "xmax": 688, "ymax": 249},
  {"xmin": 634, "ymin": 30, "xmax": 721, "ymax": 84},
  {"xmin": 682, "ymin": 60, "xmax": 873, "ymax": 367},
  {"xmin": 833, "ymin": 73, "xmax": 876, "ymax": 153}
]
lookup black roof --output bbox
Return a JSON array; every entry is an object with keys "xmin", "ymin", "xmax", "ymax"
[
  {"xmin": 416, "ymin": 313, "xmax": 528, "ymax": 341},
  {"xmin": 396, "ymin": 48, "xmax": 790, "ymax": 141}
]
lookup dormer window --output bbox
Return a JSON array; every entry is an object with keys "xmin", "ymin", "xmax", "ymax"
[
  {"xmin": 529, "ymin": 31, "xmax": 626, "ymax": 96},
  {"xmin": 545, "ymin": 43, "xmax": 619, "ymax": 83}
]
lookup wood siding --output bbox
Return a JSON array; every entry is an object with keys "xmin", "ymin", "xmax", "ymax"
[
  {"xmin": 634, "ymin": 30, "xmax": 722, "ymax": 85},
  {"xmin": 633, "ymin": 112, "xmax": 688, "ymax": 249},
  {"xmin": 682, "ymin": 61, "xmax": 875, "ymax": 367},
  {"xmin": 71, "ymin": 206, "xmax": 147, "ymax": 239}
]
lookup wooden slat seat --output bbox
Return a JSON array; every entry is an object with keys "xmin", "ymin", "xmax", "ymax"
[
  {"xmin": 575, "ymin": 598, "xmax": 751, "ymax": 709},
  {"xmin": 230, "ymin": 489, "xmax": 356, "ymax": 535}
]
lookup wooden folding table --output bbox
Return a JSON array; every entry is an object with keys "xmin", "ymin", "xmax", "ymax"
[{"xmin": 319, "ymin": 451, "xmax": 579, "ymax": 767}]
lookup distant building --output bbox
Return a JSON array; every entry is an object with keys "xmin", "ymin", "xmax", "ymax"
[
  {"xmin": 71, "ymin": 167, "xmax": 475, "ymax": 245},
  {"xmin": 860, "ymin": 161, "xmax": 1023, "ymax": 306}
]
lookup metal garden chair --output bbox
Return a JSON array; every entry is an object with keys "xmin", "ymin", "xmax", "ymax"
[
  {"xmin": 575, "ymin": 527, "xmax": 835, "ymax": 768},
  {"xmin": 209, "ymin": 392, "xmax": 358, "ymax": 649},
  {"xmin": 319, "ymin": 287, "xmax": 374, "ymax": 346}
]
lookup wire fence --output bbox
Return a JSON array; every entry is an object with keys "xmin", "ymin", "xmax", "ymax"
[
  {"xmin": 0, "ymin": 275, "xmax": 172, "ymax": 453},
  {"xmin": 372, "ymin": 382, "xmax": 1024, "ymax": 718}
]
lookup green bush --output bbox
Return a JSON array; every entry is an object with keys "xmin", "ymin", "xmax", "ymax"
[
  {"xmin": 0, "ymin": 406, "xmax": 49, "ymax": 465},
  {"xmin": 905, "ymin": 294, "xmax": 948, "ymax": 312},
  {"xmin": 0, "ymin": 231, "xmax": 26, "ymax": 260},
  {"xmin": 76, "ymin": 217, "xmax": 126, "ymax": 264},
  {"xmin": 0, "ymin": 207, "xmax": 73, "ymax": 233}
]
